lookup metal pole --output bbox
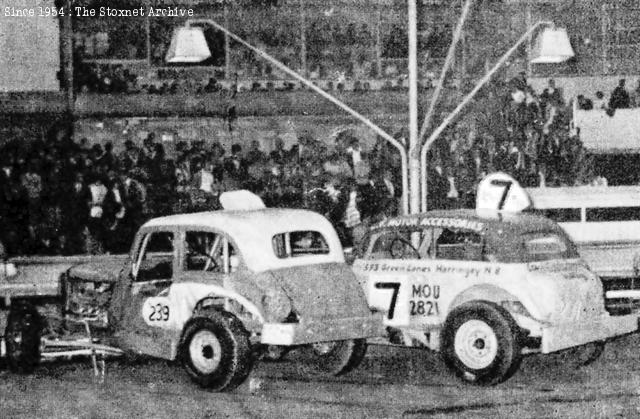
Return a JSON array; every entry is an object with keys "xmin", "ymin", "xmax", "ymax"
[
  {"xmin": 224, "ymin": 4, "xmax": 231, "ymax": 79},
  {"xmin": 408, "ymin": 0, "xmax": 420, "ymax": 215},
  {"xmin": 420, "ymin": 21, "xmax": 550, "ymax": 212},
  {"xmin": 64, "ymin": 0, "xmax": 74, "ymax": 115},
  {"xmin": 375, "ymin": 4, "xmax": 383, "ymax": 78},
  {"xmin": 602, "ymin": 3, "xmax": 608, "ymax": 75},
  {"xmin": 525, "ymin": 2, "xmax": 532, "ymax": 77},
  {"xmin": 300, "ymin": 0, "xmax": 307, "ymax": 77},
  {"xmin": 184, "ymin": 18, "xmax": 409, "ymax": 214},
  {"xmin": 145, "ymin": 7, "xmax": 152, "ymax": 66},
  {"xmin": 418, "ymin": 0, "xmax": 473, "ymax": 144}
]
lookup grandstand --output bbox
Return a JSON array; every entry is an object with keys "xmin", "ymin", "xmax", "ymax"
[{"xmin": 2, "ymin": 0, "xmax": 640, "ymax": 175}]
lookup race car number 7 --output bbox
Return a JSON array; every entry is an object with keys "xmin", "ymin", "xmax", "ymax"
[{"xmin": 374, "ymin": 282, "xmax": 400, "ymax": 319}]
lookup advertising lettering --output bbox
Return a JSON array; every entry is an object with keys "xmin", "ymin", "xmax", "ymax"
[{"xmin": 375, "ymin": 216, "xmax": 485, "ymax": 232}]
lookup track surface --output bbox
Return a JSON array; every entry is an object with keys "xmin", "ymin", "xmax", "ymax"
[{"xmin": 2, "ymin": 334, "xmax": 640, "ymax": 418}]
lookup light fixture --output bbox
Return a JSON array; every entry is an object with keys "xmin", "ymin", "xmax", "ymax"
[
  {"xmin": 165, "ymin": 26, "xmax": 211, "ymax": 63},
  {"xmin": 530, "ymin": 27, "xmax": 574, "ymax": 64}
]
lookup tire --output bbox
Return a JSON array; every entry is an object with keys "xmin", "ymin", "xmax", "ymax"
[
  {"xmin": 5, "ymin": 304, "xmax": 42, "ymax": 374},
  {"xmin": 442, "ymin": 301, "xmax": 522, "ymax": 386},
  {"xmin": 180, "ymin": 311, "xmax": 253, "ymax": 392},
  {"xmin": 302, "ymin": 338, "xmax": 368, "ymax": 376}
]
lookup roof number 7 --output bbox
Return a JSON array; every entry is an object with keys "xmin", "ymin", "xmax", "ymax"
[{"xmin": 490, "ymin": 179, "xmax": 513, "ymax": 210}]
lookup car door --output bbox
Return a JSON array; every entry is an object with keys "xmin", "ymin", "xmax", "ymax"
[
  {"xmin": 117, "ymin": 229, "xmax": 177, "ymax": 359},
  {"xmin": 354, "ymin": 226, "xmax": 450, "ymax": 329}
]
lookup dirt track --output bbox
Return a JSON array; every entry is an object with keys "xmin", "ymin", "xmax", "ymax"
[{"xmin": 2, "ymin": 335, "xmax": 640, "ymax": 418}]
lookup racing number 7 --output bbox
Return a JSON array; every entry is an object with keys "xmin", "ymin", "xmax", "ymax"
[
  {"xmin": 375, "ymin": 282, "xmax": 400, "ymax": 320},
  {"xmin": 491, "ymin": 179, "xmax": 512, "ymax": 210}
]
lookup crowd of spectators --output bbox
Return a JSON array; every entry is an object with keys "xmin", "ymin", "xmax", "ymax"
[
  {"xmin": 576, "ymin": 78, "xmax": 640, "ymax": 113},
  {"xmin": 426, "ymin": 75, "xmax": 598, "ymax": 210},
  {"xmin": 1, "ymin": 71, "xmax": 599, "ymax": 258},
  {"xmin": 0, "ymin": 128, "xmax": 402, "ymax": 257}
]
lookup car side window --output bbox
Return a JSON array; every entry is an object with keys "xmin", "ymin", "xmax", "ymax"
[
  {"xmin": 272, "ymin": 231, "xmax": 330, "ymax": 258},
  {"xmin": 435, "ymin": 228, "xmax": 484, "ymax": 261},
  {"xmin": 185, "ymin": 231, "xmax": 238, "ymax": 273},
  {"xmin": 367, "ymin": 229, "xmax": 430, "ymax": 260},
  {"xmin": 135, "ymin": 231, "xmax": 174, "ymax": 281}
]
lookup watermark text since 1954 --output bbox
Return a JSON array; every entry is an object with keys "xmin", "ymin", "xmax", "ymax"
[{"xmin": 4, "ymin": 1, "xmax": 199, "ymax": 18}]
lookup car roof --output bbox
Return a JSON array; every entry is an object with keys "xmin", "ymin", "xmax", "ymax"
[
  {"xmin": 141, "ymin": 208, "xmax": 345, "ymax": 272},
  {"xmin": 143, "ymin": 208, "xmax": 330, "ymax": 233},
  {"xmin": 367, "ymin": 209, "xmax": 577, "ymax": 263}
]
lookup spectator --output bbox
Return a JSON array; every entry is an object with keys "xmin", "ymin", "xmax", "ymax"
[
  {"xmin": 576, "ymin": 95, "xmax": 593, "ymax": 110},
  {"xmin": 21, "ymin": 159, "xmax": 43, "ymax": 249},
  {"xmin": 245, "ymin": 140, "xmax": 266, "ymax": 165},
  {"xmin": 609, "ymin": 79, "xmax": 631, "ymax": 110},
  {"xmin": 86, "ymin": 173, "xmax": 108, "ymax": 254},
  {"xmin": 224, "ymin": 143, "xmax": 248, "ymax": 179},
  {"xmin": 62, "ymin": 172, "xmax": 90, "ymax": 255},
  {"xmin": 97, "ymin": 141, "xmax": 116, "ymax": 171},
  {"xmin": 203, "ymin": 77, "xmax": 220, "ymax": 93},
  {"xmin": 269, "ymin": 137, "xmax": 287, "ymax": 165},
  {"xmin": 540, "ymin": 78, "xmax": 564, "ymax": 110},
  {"xmin": 593, "ymin": 91, "xmax": 607, "ymax": 110},
  {"xmin": 373, "ymin": 168, "xmax": 399, "ymax": 217},
  {"xmin": 119, "ymin": 139, "xmax": 140, "ymax": 171},
  {"xmin": 631, "ymin": 80, "xmax": 640, "ymax": 107}
]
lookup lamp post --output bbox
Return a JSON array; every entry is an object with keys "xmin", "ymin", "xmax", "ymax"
[
  {"xmin": 407, "ymin": 0, "xmax": 420, "ymax": 215},
  {"xmin": 167, "ymin": 8, "xmax": 574, "ymax": 218},
  {"xmin": 166, "ymin": 18, "xmax": 409, "ymax": 214}
]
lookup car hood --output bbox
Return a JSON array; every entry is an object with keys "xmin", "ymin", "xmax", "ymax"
[
  {"xmin": 268, "ymin": 263, "xmax": 371, "ymax": 320},
  {"xmin": 67, "ymin": 258, "xmax": 128, "ymax": 283}
]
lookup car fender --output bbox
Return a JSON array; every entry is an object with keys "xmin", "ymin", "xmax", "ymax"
[
  {"xmin": 147, "ymin": 283, "xmax": 264, "ymax": 360},
  {"xmin": 447, "ymin": 284, "xmax": 521, "ymax": 317}
]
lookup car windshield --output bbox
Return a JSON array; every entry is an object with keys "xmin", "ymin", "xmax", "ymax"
[{"xmin": 522, "ymin": 232, "xmax": 576, "ymax": 262}]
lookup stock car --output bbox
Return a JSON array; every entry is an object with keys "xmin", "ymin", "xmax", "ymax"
[
  {"xmin": 1, "ymin": 191, "xmax": 383, "ymax": 392},
  {"xmin": 352, "ymin": 194, "xmax": 640, "ymax": 385}
]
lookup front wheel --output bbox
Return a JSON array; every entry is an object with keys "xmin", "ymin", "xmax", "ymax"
[
  {"xmin": 5, "ymin": 303, "xmax": 42, "ymax": 374},
  {"xmin": 180, "ymin": 312, "xmax": 254, "ymax": 392},
  {"xmin": 301, "ymin": 338, "xmax": 367, "ymax": 376},
  {"xmin": 442, "ymin": 301, "xmax": 522, "ymax": 386}
]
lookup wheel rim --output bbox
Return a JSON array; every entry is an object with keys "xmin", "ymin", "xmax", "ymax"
[
  {"xmin": 189, "ymin": 330, "xmax": 223, "ymax": 374},
  {"xmin": 454, "ymin": 319, "xmax": 498, "ymax": 370}
]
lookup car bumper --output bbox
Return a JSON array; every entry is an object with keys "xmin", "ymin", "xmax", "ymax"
[
  {"xmin": 541, "ymin": 314, "xmax": 639, "ymax": 354},
  {"xmin": 260, "ymin": 314, "xmax": 385, "ymax": 346}
]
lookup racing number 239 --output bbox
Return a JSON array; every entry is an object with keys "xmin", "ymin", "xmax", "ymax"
[
  {"xmin": 374, "ymin": 282, "xmax": 400, "ymax": 320},
  {"xmin": 148, "ymin": 303, "xmax": 170, "ymax": 321}
]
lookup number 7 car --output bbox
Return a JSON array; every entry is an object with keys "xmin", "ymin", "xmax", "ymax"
[{"xmin": 352, "ymin": 174, "xmax": 640, "ymax": 385}]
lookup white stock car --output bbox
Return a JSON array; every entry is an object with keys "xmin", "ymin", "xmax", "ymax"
[
  {"xmin": 352, "ymin": 209, "xmax": 640, "ymax": 385},
  {"xmin": 0, "ymin": 191, "xmax": 383, "ymax": 392}
]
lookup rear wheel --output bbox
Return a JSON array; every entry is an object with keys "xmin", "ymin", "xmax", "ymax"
[
  {"xmin": 180, "ymin": 312, "xmax": 253, "ymax": 392},
  {"xmin": 301, "ymin": 338, "xmax": 367, "ymax": 376},
  {"xmin": 442, "ymin": 301, "xmax": 522, "ymax": 386},
  {"xmin": 5, "ymin": 303, "xmax": 42, "ymax": 374}
]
